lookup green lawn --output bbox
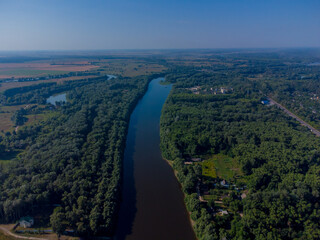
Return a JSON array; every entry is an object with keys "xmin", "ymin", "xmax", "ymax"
[
  {"xmin": 203, "ymin": 195, "xmax": 216, "ymax": 201},
  {"xmin": 25, "ymin": 111, "xmax": 54, "ymax": 126},
  {"xmin": 201, "ymin": 154, "xmax": 242, "ymax": 180},
  {"xmin": 202, "ymin": 160, "xmax": 217, "ymax": 178}
]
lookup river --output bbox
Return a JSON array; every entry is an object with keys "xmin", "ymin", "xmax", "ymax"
[{"xmin": 115, "ymin": 77, "xmax": 196, "ymax": 240}]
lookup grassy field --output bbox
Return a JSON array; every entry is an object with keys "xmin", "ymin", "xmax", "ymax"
[
  {"xmin": 202, "ymin": 159, "xmax": 217, "ymax": 178},
  {"xmin": 203, "ymin": 194, "xmax": 216, "ymax": 201},
  {"xmin": 0, "ymin": 105, "xmax": 37, "ymax": 132},
  {"xmin": 201, "ymin": 154, "xmax": 242, "ymax": 180},
  {"xmin": 0, "ymin": 105, "xmax": 28, "ymax": 132},
  {"xmin": 0, "ymin": 105, "xmax": 53, "ymax": 133},
  {"xmin": 24, "ymin": 112, "xmax": 54, "ymax": 127}
]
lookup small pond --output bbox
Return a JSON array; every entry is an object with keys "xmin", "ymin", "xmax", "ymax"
[
  {"xmin": 107, "ymin": 74, "xmax": 117, "ymax": 79},
  {"xmin": 46, "ymin": 93, "xmax": 67, "ymax": 106}
]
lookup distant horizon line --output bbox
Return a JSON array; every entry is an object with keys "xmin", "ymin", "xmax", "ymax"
[{"xmin": 0, "ymin": 46, "xmax": 320, "ymax": 52}]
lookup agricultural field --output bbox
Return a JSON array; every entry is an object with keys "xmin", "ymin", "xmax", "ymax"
[
  {"xmin": 94, "ymin": 58, "xmax": 166, "ymax": 77},
  {"xmin": 0, "ymin": 61, "xmax": 99, "ymax": 79},
  {"xmin": 0, "ymin": 69, "xmax": 68, "ymax": 78},
  {"xmin": 0, "ymin": 75, "xmax": 98, "ymax": 92},
  {"xmin": 0, "ymin": 56, "xmax": 166, "ymax": 92}
]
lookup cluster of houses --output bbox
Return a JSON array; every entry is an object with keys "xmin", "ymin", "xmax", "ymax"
[
  {"xmin": 188, "ymin": 86, "xmax": 233, "ymax": 95},
  {"xmin": 184, "ymin": 155, "xmax": 248, "ymax": 218},
  {"xmin": 211, "ymin": 87, "xmax": 233, "ymax": 95},
  {"xmin": 189, "ymin": 86, "xmax": 201, "ymax": 95},
  {"xmin": 310, "ymin": 94, "xmax": 320, "ymax": 101},
  {"xmin": 196, "ymin": 177, "xmax": 247, "ymax": 218},
  {"xmin": 184, "ymin": 157, "xmax": 202, "ymax": 165}
]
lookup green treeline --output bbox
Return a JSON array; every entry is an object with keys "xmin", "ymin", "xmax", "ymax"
[
  {"xmin": 0, "ymin": 75, "xmax": 152, "ymax": 237},
  {"xmin": 2, "ymin": 77, "xmax": 105, "ymax": 105},
  {"xmin": 160, "ymin": 70, "xmax": 320, "ymax": 240}
]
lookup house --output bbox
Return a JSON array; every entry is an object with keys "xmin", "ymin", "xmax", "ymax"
[
  {"xmin": 189, "ymin": 86, "xmax": 201, "ymax": 95},
  {"xmin": 241, "ymin": 193, "xmax": 247, "ymax": 199},
  {"xmin": 191, "ymin": 158, "xmax": 202, "ymax": 162},
  {"xmin": 190, "ymin": 86, "xmax": 201, "ymax": 91},
  {"xmin": 261, "ymin": 100, "xmax": 269, "ymax": 105},
  {"xmin": 184, "ymin": 161, "xmax": 193, "ymax": 165},
  {"xmin": 19, "ymin": 216, "xmax": 34, "ymax": 228},
  {"xmin": 220, "ymin": 180, "xmax": 229, "ymax": 187},
  {"xmin": 218, "ymin": 209, "xmax": 229, "ymax": 216}
]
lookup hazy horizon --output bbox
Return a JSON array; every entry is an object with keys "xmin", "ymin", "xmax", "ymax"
[{"xmin": 0, "ymin": 0, "xmax": 319, "ymax": 51}]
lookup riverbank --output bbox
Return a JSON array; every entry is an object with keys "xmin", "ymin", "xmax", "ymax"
[{"xmin": 163, "ymin": 158, "xmax": 197, "ymax": 229}]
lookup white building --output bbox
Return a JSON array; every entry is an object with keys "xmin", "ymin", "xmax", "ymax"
[{"xmin": 19, "ymin": 217, "xmax": 34, "ymax": 228}]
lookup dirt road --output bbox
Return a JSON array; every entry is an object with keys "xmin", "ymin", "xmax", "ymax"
[
  {"xmin": 268, "ymin": 97, "xmax": 320, "ymax": 137},
  {"xmin": 0, "ymin": 226, "xmax": 47, "ymax": 240}
]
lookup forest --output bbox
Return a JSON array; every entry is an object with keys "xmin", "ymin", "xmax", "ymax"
[
  {"xmin": 160, "ymin": 53, "xmax": 320, "ymax": 240},
  {"xmin": 0, "ymin": 74, "xmax": 153, "ymax": 237}
]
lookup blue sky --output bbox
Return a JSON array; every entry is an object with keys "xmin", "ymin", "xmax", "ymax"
[{"xmin": 0, "ymin": 0, "xmax": 319, "ymax": 50}]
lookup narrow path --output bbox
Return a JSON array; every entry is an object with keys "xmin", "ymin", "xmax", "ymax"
[
  {"xmin": 0, "ymin": 226, "xmax": 47, "ymax": 240},
  {"xmin": 268, "ymin": 97, "xmax": 320, "ymax": 137}
]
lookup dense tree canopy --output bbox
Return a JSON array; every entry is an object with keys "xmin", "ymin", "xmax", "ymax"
[
  {"xmin": 161, "ymin": 62, "xmax": 320, "ymax": 240},
  {"xmin": 0, "ymin": 75, "xmax": 153, "ymax": 237}
]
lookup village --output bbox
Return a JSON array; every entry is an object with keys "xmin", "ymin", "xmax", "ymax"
[
  {"xmin": 184, "ymin": 156, "xmax": 247, "ymax": 218},
  {"xmin": 188, "ymin": 86, "xmax": 234, "ymax": 95}
]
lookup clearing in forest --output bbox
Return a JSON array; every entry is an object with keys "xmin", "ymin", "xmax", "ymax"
[{"xmin": 201, "ymin": 154, "xmax": 242, "ymax": 180}]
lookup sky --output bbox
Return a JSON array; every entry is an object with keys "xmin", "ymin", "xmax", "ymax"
[{"xmin": 0, "ymin": 0, "xmax": 319, "ymax": 50}]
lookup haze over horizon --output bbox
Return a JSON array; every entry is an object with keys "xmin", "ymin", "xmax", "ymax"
[{"xmin": 0, "ymin": 0, "xmax": 319, "ymax": 51}]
